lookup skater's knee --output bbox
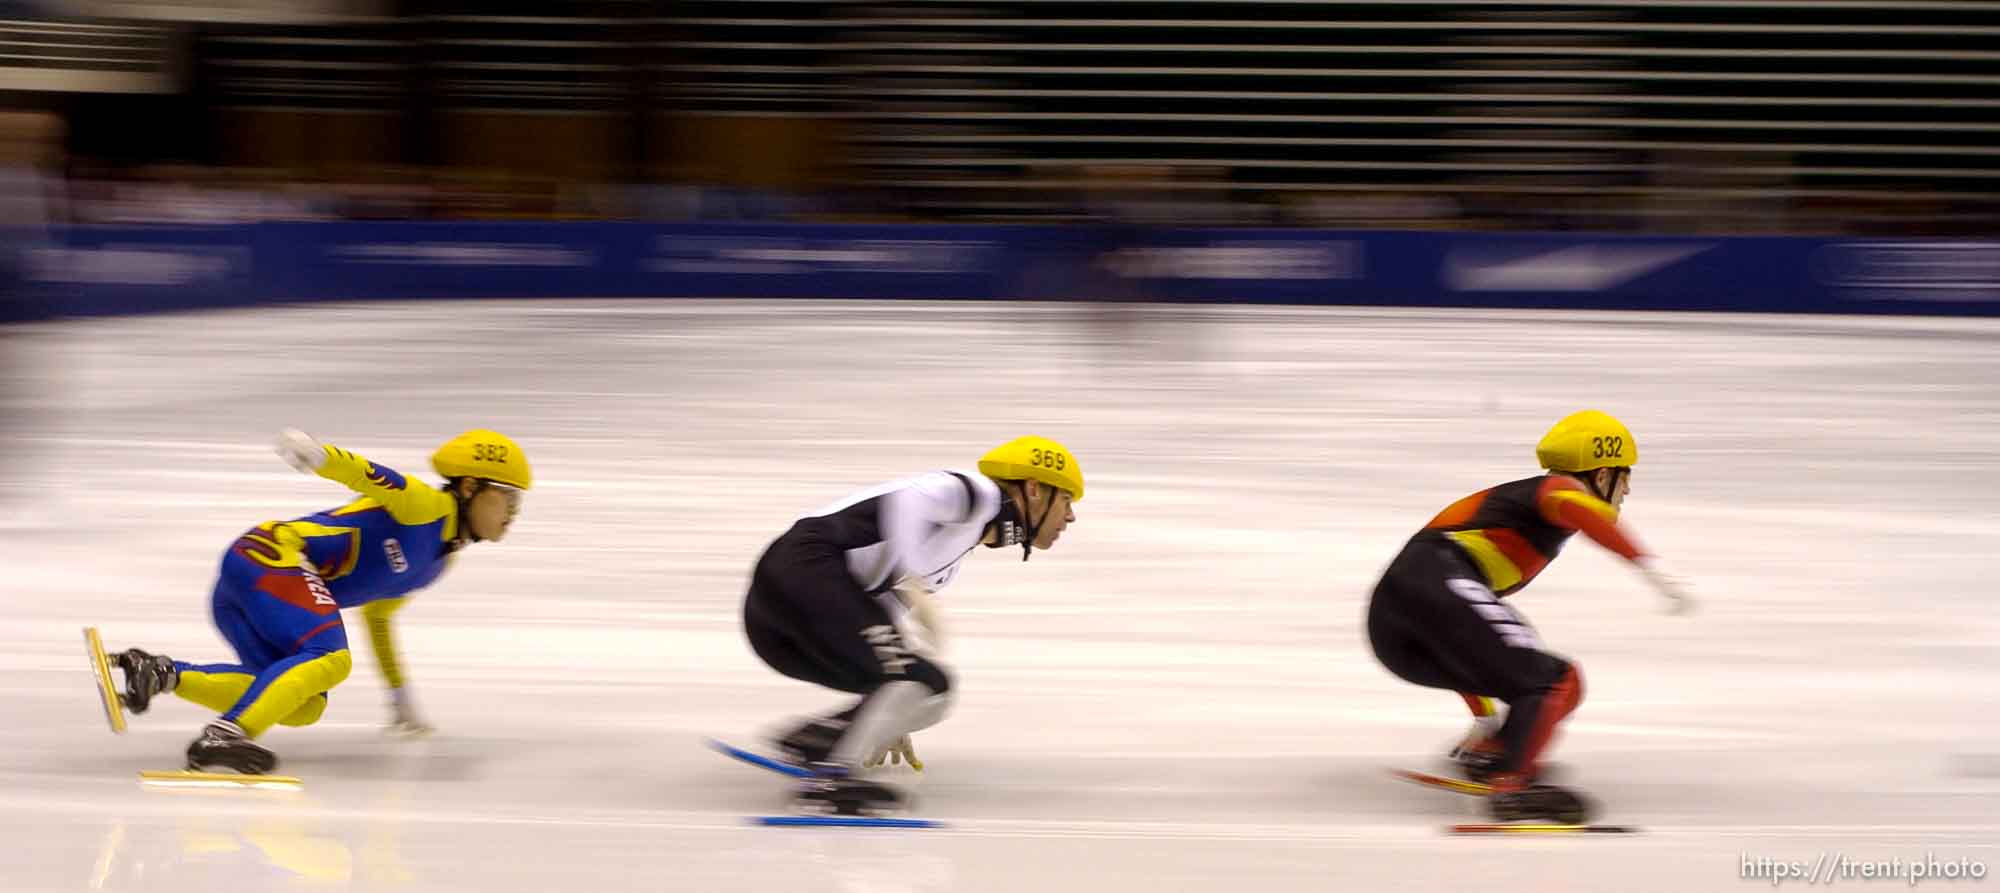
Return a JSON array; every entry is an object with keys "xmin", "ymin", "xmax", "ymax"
[
  {"xmin": 910, "ymin": 688, "xmax": 953, "ymax": 733},
  {"xmin": 277, "ymin": 693, "xmax": 328, "ymax": 727},
  {"xmin": 311, "ymin": 648, "xmax": 353, "ymax": 687},
  {"xmin": 283, "ymin": 648, "xmax": 352, "ymax": 695},
  {"xmin": 1495, "ymin": 652, "xmax": 1576, "ymax": 703},
  {"xmin": 901, "ymin": 680, "xmax": 955, "ymax": 733},
  {"xmin": 1508, "ymin": 658, "xmax": 1583, "ymax": 714},
  {"xmin": 1549, "ymin": 662, "xmax": 1583, "ymax": 717}
]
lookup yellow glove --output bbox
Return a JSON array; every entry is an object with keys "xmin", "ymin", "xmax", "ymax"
[{"xmin": 864, "ymin": 735, "xmax": 923, "ymax": 772}]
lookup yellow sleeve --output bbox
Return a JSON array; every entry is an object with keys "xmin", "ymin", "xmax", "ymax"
[
  {"xmin": 361, "ymin": 597, "xmax": 409, "ymax": 689},
  {"xmin": 314, "ymin": 444, "xmax": 458, "ymax": 529}
]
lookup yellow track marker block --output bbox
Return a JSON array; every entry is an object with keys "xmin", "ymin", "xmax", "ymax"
[
  {"xmin": 1450, "ymin": 823, "xmax": 1637, "ymax": 834},
  {"xmin": 139, "ymin": 770, "xmax": 304, "ymax": 791},
  {"xmin": 82, "ymin": 627, "xmax": 126, "ymax": 734}
]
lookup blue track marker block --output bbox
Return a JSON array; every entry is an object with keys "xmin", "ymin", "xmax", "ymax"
[{"xmin": 754, "ymin": 816, "xmax": 943, "ymax": 829}]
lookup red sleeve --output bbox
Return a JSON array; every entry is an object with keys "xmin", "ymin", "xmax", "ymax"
[{"xmin": 1536, "ymin": 477, "xmax": 1648, "ymax": 562}]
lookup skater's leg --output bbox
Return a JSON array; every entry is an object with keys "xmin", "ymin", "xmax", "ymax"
[
  {"xmin": 1489, "ymin": 664, "xmax": 1583, "ymax": 779},
  {"xmin": 793, "ymin": 600, "xmax": 952, "ymax": 772},
  {"xmin": 112, "ymin": 553, "xmax": 287, "ymax": 715},
  {"xmin": 1372, "ymin": 544, "xmax": 1579, "ymax": 780},
  {"xmin": 745, "ymin": 580, "xmax": 873, "ymax": 695},
  {"xmin": 1462, "ymin": 693, "xmax": 1499, "ymax": 722},
  {"xmin": 748, "ymin": 537, "xmax": 953, "ymax": 775},
  {"xmin": 1367, "ymin": 581, "xmax": 1482, "ymax": 692},
  {"xmin": 1420, "ymin": 589, "xmax": 1578, "ymax": 781},
  {"xmin": 175, "ymin": 666, "xmax": 330, "ymax": 726},
  {"xmin": 206, "ymin": 544, "xmax": 353, "ymax": 738},
  {"xmin": 169, "ymin": 584, "xmax": 278, "ymax": 712},
  {"xmin": 225, "ymin": 645, "xmax": 351, "ymax": 736}
]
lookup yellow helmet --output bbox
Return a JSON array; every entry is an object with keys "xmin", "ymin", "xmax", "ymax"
[
  {"xmin": 978, "ymin": 435, "xmax": 1083, "ymax": 501},
  {"xmin": 431, "ymin": 429, "xmax": 533, "ymax": 489},
  {"xmin": 1535, "ymin": 411, "xmax": 1636, "ymax": 473}
]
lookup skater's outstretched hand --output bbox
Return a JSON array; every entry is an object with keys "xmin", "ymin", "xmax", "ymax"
[
  {"xmin": 384, "ymin": 688, "xmax": 434, "ymax": 738},
  {"xmin": 1638, "ymin": 558, "xmax": 1695, "ymax": 616},
  {"xmin": 865, "ymin": 735, "xmax": 923, "ymax": 772},
  {"xmin": 276, "ymin": 428, "xmax": 328, "ymax": 473}
]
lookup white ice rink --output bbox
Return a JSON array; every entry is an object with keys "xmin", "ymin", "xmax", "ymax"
[{"xmin": 2, "ymin": 301, "xmax": 1997, "ymax": 892}]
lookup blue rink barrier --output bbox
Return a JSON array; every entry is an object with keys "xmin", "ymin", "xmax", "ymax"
[{"xmin": 8, "ymin": 222, "xmax": 1997, "ymax": 321}]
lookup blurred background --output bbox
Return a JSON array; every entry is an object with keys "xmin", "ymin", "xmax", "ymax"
[{"xmin": 0, "ymin": 0, "xmax": 1994, "ymax": 232}]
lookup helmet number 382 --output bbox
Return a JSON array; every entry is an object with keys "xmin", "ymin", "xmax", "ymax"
[
  {"xmin": 1590, "ymin": 436, "xmax": 1624, "ymax": 460},
  {"xmin": 471, "ymin": 443, "xmax": 510, "ymax": 462},
  {"xmin": 1029, "ymin": 448, "xmax": 1067, "ymax": 471}
]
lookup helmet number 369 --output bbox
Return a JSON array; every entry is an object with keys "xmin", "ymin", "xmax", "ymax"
[
  {"xmin": 1029, "ymin": 448, "xmax": 1067, "ymax": 471},
  {"xmin": 1590, "ymin": 436, "xmax": 1625, "ymax": 460},
  {"xmin": 471, "ymin": 443, "xmax": 510, "ymax": 463}
]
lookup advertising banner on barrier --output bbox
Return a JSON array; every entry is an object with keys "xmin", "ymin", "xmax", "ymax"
[
  {"xmin": 1808, "ymin": 241, "xmax": 2000, "ymax": 307},
  {"xmin": 258, "ymin": 222, "xmax": 617, "ymax": 301},
  {"xmin": 32, "ymin": 225, "xmax": 256, "ymax": 317},
  {"xmin": 623, "ymin": 224, "xmax": 1019, "ymax": 299},
  {"xmin": 19, "ymin": 222, "xmax": 2000, "ymax": 318}
]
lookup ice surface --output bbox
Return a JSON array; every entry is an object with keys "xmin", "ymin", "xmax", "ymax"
[{"xmin": 2, "ymin": 301, "xmax": 1996, "ymax": 892}]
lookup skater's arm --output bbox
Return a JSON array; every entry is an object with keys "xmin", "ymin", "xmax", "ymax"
[
  {"xmin": 1539, "ymin": 477, "xmax": 1695, "ymax": 613},
  {"xmin": 312, "ymin": 445, "xmax": 457, "ymax": 526},
  {"xmin": 362, "ymin": 596, "xmax": 437, "ymax": 733},
  {"xmin": 360, "ymin": 596, "xmax": 411, "ymax": 690},
  {"xmin": 879, "ymin": 473, "xmax": 978, "ymax": 588},
  {"xmin": 1535, "ymin": 477, "xmax": 1647, "ymax": 562}
]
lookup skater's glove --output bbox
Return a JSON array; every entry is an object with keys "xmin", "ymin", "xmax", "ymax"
[
  {"xmin": 891, "ymin": 582, "xmax": 946, "ymax": 655},
  {"xmin": 384, "ymin": 687, "xmax": 434, "ymax": 738},
  {"xmin": 1637, "ymin": 558, "xmax": 1695, "ymax": 616},
  {"xmin": 276, "ymin": 428, "xmax": 328, "ymax": 473},
  {"xmin": 864, "ymin": 735, "xmax": 923, "ymax": 772}
]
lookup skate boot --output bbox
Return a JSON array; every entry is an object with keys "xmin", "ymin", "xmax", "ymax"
[
  {"xmin": 185, "ymin": 720, "xmax": 279, "ymax": 775},
  {"xmin": 113, "ymin": 648, "xmax": 178, "ymax": 714},
  {"xmin": 1486, "ymin": 775, "xmax": 1592, "ymax": 825},
  {"xmin": 774, "ymin": 716, "xmax": 848, "ymax": 766},
  {"xmin": 1448, "ymin": 735, "xmax": 1508, "ymax": 783},
  {"xmin": 795, "ymin": 767, "xmax": 907, "ymax": 817}
]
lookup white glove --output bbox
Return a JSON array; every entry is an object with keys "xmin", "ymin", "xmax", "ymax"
[
  {"xmin": 1637, "ymin": 558, "xmax": 1696, "ymax": 616},
  {"xmin": 276, "ymin": 428, "xmax": 327, "ymax": 473},
  {"xmin": 891, "ymin": 582, "xmax": 946, "ymax": 656},
  {"xmin": 864, "ymin": 735, "xmax": 923, "ymax": 772},
  {"xmin": 384, "ymin": 688, "xmax": 434, "ymax": 738}
]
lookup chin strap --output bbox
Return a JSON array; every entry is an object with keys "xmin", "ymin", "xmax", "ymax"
[
  {"xmin": 1582, "ymin": 468, "xmax": 1627, "ymax": 503},
  {"xmin": 984, "ymin": 483, "xmax": 1062, "ymax": 561},
  {"xmin": 1020, "ymin": 492, "xmax": 1060, "ymax": 561},
  {"xmin": 447, "ymin": 478, "xmax": 485, "ymax": 549}
]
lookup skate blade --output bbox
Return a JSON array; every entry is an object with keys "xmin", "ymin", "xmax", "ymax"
[
  {"xmin": 1390, "ymin": 767, "xmax": 1492, "ymax": 796},
  {"xmin": 707, "ymin": 738, "xmax": 814, "ymax": 779},
  {"xmin": 1450, "ymin": 823, "xmax": 1637, "ymax": 835},
  {"xmin": 755, "ymin": 816, "xmax": 942, "ymax": 829},
  {"xmin": 82, "ymin": 627, "xmax": 127, "ymax": 735},
  {"xmin": 139, "ymin": 770, "xmax": 303, "ymax": 791}
]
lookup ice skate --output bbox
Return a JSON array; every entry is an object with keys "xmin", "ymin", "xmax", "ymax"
[
  {"xmin": 1486, "ymin": 778, "xmax": 1592, "ymax": 825},
  {"xmin": 773, "ymin": 715, "xmax": 848, "ymax": 766},
  {"xmin": 795, "ymin": 772, "xmax": 908, "ymax": 817},
  {"xmin": 1449, "ymin": 734, "xmax": 1508, "ymax": 783},
  {"xmin": 185, "ymin": 720, "xmax": 278, "ymax": 775},
  {"xmin": 113, "ymin": 648, "xmax": 177, "ymax": 714}
]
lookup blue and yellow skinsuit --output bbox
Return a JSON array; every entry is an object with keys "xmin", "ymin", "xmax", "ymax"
[{"xmin": 171, "ymin": 445, "xmax": 459, "ymax": 739}]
